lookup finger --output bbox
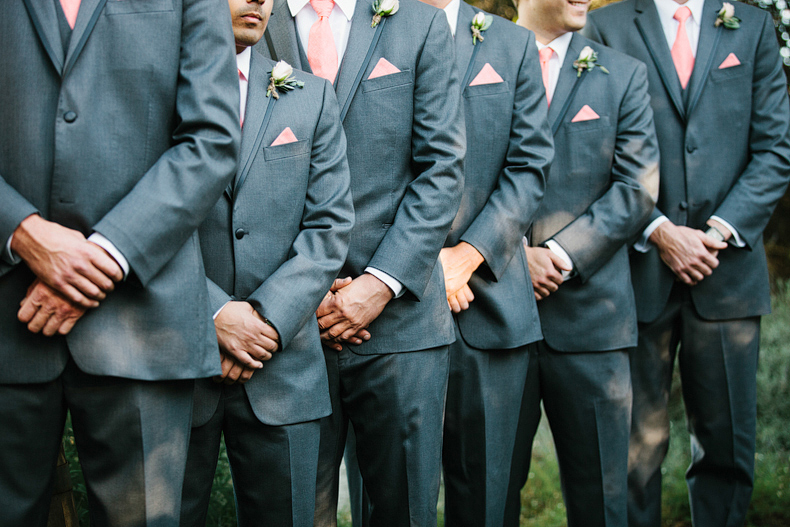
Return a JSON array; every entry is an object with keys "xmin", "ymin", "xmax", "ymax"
[
  {"xmin": 18, "ymin": 297, "xmax": 41, "ymax": 324},
  {"xmin": 698, "ymin": 251, "xmax": 720, "ymax": 270},
  {"xmin": 248, "ymin": 343, "xmax": 274, "ymax": 362},
  {"xmin": 534, "ymin": 291, "xmax": 543, "ymax": 301},
  {"xmin": 225, "ymin": 348, "xmax": 264, "ymax": 369},
  {"xmin": 548, "ymin": 252, "xmax": 573, "ymax": 272},
  {"xmin": 238, "ymin": 368, "xmax": 255, "ymax": 384},
  {"xmin": 219, "ymin": 355, "xmax": 234, "ymax": 379},
  {"xmin": 316, "ymin": 294, "xmax": 336, "ymax": 318},
  {"xmin": 85, "ymin": 243, "xmax": 125, "ymax": 282},
  {"xmin": 541, "ymin": 279, "xmax": 559, "ymax": 293},
  {"xmin": 700, "ymin": 236, "xmax": 728, "ymax": 251},
  {"xmin": 448, "ymin": 295, "xmax": 461, "ymax": 314},
  {"xmin": 317, "ymin": 310, "xmax": 345, "ymax": 332},
  {"xmin": 460, "ymin": 285, "xmax": 475, "ymax": 303},
  {"xmin": 27, "ymin": 307, "xmax": 54, "ymax": 334},
  {"xmin": 223, "ymin": 363, "xmax": 244, "ymax": 385},
  {"xmin": 325, "ymin": 320, "xmax": 354, "ymax": 340},
  {"xmin": 456, "ymin": 293, "xmax": 470, "ymax": 311},
  {"xmin": 330, "ymin": 277, "xmax": 353, "ymax": 292},
  {"xmin": 260, "ymin": 324, "xmax": 280, "ymax": 346},
  {"xmin": 59, "ymin": 284, "xmax": 100, "ymax": 309},
  {"xmin": 57, "ymin": 315, "xmax": 80, "ymax": 336},
  {"xmin": 66, "ymin": 271, "xmax": 108, "ymax": 301},
  {"xmin": 534, "ymin": 284, "xmax": 551, "ymax": 298},
  {"xmin": 42, "ymin": 312, "xmax": 66, "ymax": 337}
]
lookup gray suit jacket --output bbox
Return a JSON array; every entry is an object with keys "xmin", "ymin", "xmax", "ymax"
[
  {"xmin": 261, "ymin": 0, "xmax": 465, "ymax": 354},
  {"xmin": 0, "ymin": 0, "xmax": 240, "ymax": 383},
  {"xmin": 585, "ymin": 0, "xmax": 790, "ymax": 323},
  {"xmin": 193, "ymin": 53, "xmax": 354, "ymax": 427},
  {"xmin": 530, "ymin": 33, "xmax": 659, "ymax": 352},
  {"xmin": 447, "ymin": 4, "xmax": 553, "ymax": 351}
]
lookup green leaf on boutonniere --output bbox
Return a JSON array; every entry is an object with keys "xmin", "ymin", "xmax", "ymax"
[
  {"xmin": 573, "ymin": 45, "xmax": 609, "ymax": 77},
  {"xmin": 471, "ymin": 12, "xmax": 493, "ymax": 45},
  {"xmin": 715, "ymin": 2, "xmax": 740, "ymax": 29},
  {"xmin": 267, "ymin": 61, "xmax": 305, "ymax": 99},
  {"xmin": 371, "ymin": 0, "xmax": 399, "ymax": 28}
]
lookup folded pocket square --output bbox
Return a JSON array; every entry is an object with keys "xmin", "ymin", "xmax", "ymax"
[
  {"xmin": 469, "ymin": 63, "xmax": 504, "ymax": 86},
  {"xmin": 571, "ymin": 105, "xmax": 600, "ymax": 122},
  {"xmin": 368, "ymin": 58, "xmax": 401, "ymax": 80},
  {"xmin": 718, "ymin": 53, "xmax": 741, "ymax": 69},
  {"xmin": 271, "ymin": 127, "xmax": 298, "ymax": 146}
]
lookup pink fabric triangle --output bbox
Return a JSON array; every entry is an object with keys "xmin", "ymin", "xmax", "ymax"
[
  {"xmin": 718, "ymin": 53, "xmax": 741, "ymax": 69},
  {"xmin": 271, "ymin": 127, "xmax": 298, "ymax": 146},
  {"xmin": 469, "ymin": 63, "xmax": 504, "ymax": 86},
  {"xmin": 571, "ymin": 105, "xmax": 600, "ymax": 123},
  {"xmin": 368, "ymin": 58, "xmax": 401, "ymax": 80}
]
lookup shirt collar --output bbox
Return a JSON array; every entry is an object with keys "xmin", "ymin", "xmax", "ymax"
[
  {"xmin": 236, "ymin": 46, "xmax": 251, "ymax": 80},
  {"xmin": 288, "ymin": 0, "xmax": 357, "ymax": 20},
  {"xmin": 654, "ymin": 0, "xmax": 704, "ymax": 26},
  {"xmin": 536, "ymin": 31, "xmax": 573, "ymax": 67},
  {"xmin": 442, "ymin": 0, "xmax": 462, "ymax": 37}
]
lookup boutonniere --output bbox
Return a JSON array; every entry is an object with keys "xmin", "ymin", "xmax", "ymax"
[
  {"xmin": 573, "ymin": 46, "xmax": 609, "ymax": 78},
  {"xmin": 371, "ymin": 0, "xmax": 399, "ymax": 28},
  {"xmin": 715, "ymin": 2, "xmax": 740, "ymax": 29},
  {"xmin": 267, "ymin": 61, "xmax": 304, "ymax": 99},
  {"xmin": 471, "ymin": 12, "xmax": 493, "ymax": 45}
]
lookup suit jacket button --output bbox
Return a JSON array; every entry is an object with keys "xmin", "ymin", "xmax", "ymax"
[
  {"xmin": 679, "ymin": 201, "xmax": 688, "ymax": 210},
  {"xmin": 63, "ymin": 111, "xmax": 77, "ymax": 123},
  {"xmin": 235, "ymin": 228, "xmax": 247, "ymax": 239},
  {"xmin": 686, "ymin": 144, "xmax": 696, "ymax": 153}
]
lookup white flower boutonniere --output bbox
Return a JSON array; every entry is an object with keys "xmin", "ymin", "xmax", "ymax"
[
  {"xmin": 267, "ymin": 61, "xmax": 304, "ymax": 99},
  {"xmin": 371, "ymin": 0, "xmax": 399, "ymax": 28},
  {"xmin": 573, "ymin": 46, "xmax": 609, "ymax": 78},
  {"xmin": 471, "ymin": 12, "xmax": 493, "ymax": 45},
  {"xmin": 715, "ymin": 2, "xmax": 740, "ymax": 29}
]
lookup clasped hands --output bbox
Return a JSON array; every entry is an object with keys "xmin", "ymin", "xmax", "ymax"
[
  {"xmin": 524, "ymin": 244, "xmax": 572, "ymax": 301},
  {"xmin": 650, "ymin": 220, "xmax": 729, "ymax": 286},
  {"xmin": 213, "ymin": 301, "xmax": 280, "ymax": 385},
  {"xmin": 12, "ymin": 215, "xmax": 123, "ymax": 336},
  {"xmin": 316, "ymin": 274, "xmax": 393, "ymax": 351},
  {"xmin": 439, "ymin": 242, "xmax": 484, "ymax": 313}
]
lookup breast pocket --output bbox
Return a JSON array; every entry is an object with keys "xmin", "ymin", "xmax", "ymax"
[
  {"xmin": 104, "ymin": 0, "xmax": 174, "ymax": 14},
  {"xmin": 263, "ymin": 140, "xmax": 310, "ymax": 161},
  {"xmin": 464, "ymin": 82, "xmax": 510, "ymax": 98},
  {"xmin": 361, "ymin": 69, "xmax": 414, "ymax": 93}
]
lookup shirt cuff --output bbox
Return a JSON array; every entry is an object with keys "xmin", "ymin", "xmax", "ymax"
[
  {"xmin": 545, "ymin": 239, "xmax": 574, "ymax": 282},
  {"xmin": 633, "ymin": 216, "xmax": 669, "ymax": 253},
  {"xmin": 709, "ymin": 216, "xmax": 745, "ymax": 248},
  {"xmin": 88, "ymin": 233, "xmax": 130, "ymax": 280},
  {"xmin": 3, "ymin": 234, "xmax": 22, "ymax": 265},
  {"xmin": 364, "ymin": 267, "xmax": 404, "ymax": 298},
  {"xmin": 213, "ymin": 300, "xmax": 232, "ymax": 320}
]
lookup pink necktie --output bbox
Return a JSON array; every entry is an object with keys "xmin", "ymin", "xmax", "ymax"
[
  {"xmin": 238, "ymin": 68, "xmax": 246, "ymax": 128},
  {"xmin": 671, "ymin": 6, "xmax": 694, "ymax": 89},
  {"xmin": 307, "ymin": 0, "xmax": 339, "ymax": 83},
  {"xmin": 60, "ymin": 0, "xmax": 81, "ymax": 29},
  {"xmin": 539, "ymin": 47, "xmax": 554, "ymax": 107}
]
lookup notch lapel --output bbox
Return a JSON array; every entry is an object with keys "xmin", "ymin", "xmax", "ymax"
[
  {"xmin": 634, "ymin": 0, "xmax": 686, "ymax": 120},
  {"xmin": 22, "ymin": 0, "xmax": 65, "ymax": 74},
  {"xmin": 548, "ymin": 34, "xmax": 584, "ymax": 131},
  {"xmin": 62, "ymin": 0, "xmax": 107, "ymax": 77},
  {"xmin": 334, "ymin": 0, "xmax": 381, "ymax": 120},
  {"xmin": 685, "ymin": 0, "xmax": 723, "ymax": 116},
  {"xmin": 455, "ymin": 2, "xmax": 476, "ymax": 86},
  {"xmin": 264, "ymin": 0, "xmax": 304, "ymax": 69},
  {"xmin": 226, "ymin": 53, "xmax": 275, "ymax": 200}
]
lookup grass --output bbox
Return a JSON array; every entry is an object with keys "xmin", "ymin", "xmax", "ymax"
[{"xmin": 62, "ymin": 284, "xmax": 790, "ymax": 526}]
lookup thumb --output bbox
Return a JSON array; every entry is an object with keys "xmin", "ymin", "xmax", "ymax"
[{"xmin": 330, "ymin": 276, "xmax": 353, "ymax": 292}]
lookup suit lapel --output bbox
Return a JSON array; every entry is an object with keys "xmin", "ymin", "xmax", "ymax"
[
  {"xmin": 548, "ymin": 34, "xmax": 584, "ymax": 131},
  {"xmin": 227, "ymin": 53, "xmax": 275, "ymax": 200},
  {"xmin": 62, "ymin": 0, "xmax": 107, "ymax": 77},
  {"xmin": 455, "ymin": 2, "xmax": 475, "ymax": 86},
  {"xmin": 22, "ymin": 0, "xmax": 65, "ymax": 74},
  {"xmin": 685, "ymin": 0, "xmax": 723, "ymax": 116},
  {"xmin": 265, "ymin": 0, "xmax": 304, "ymax": 69},
  {"xmin": 634, "ymin": 0, "xmax": 686, "ymax": 120},
  {"xmin": 334, "ymin": 0, "xmax": 382, "ymax": 120}
]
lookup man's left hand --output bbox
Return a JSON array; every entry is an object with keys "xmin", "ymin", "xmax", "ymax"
[
  {"xmin": 439, "ymin": 242, "xmax": 484, "ymax": 309},
  {"xmin": 317, "ymin": 273, "xmax": 393, "ymax": 348},
  {"xmin": 18, "ymin": 279, "xmax": 87, "ymax": 336}
]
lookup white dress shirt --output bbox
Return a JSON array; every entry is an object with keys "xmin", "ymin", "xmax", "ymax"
[
  {"xmin": 442, "ymin": 0, "xmax": 461, "ymax": 37},
  {"xmin": 536, "ymin": 31, "xmax": 573, "ymax": 102},
  {"xmin": 290, "ymin": 0, "xmax": 404, "ymax": 296},
  {"xmin": 237, "ymin": 46, "xmax": 251, "ymax": 123},
  {"xmin": 635, "ymin": 0, "xmax": 743, "ymax": 251}
]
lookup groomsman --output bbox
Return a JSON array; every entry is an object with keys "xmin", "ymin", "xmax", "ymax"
[
  {"xmin": 179, "ymin": 0, "xmax": 354, "ymax": 525},
  {"xmin": 0, "ymin": 0, "xmax": 240, "ymax": 525},
  {"xmin": 413, "ymin": 1, "xmax": 554, "ymax": 525},
  {"xmin": 585, "ymin": 1, "xmax": 790, "ymax": 525},
  {"xmin": 260, "ymin": 0, "xmax": 465, "ymax": 525},
  {"xmin": 506, "ymin": 0, "xmax": 660, "ymax": 525}
]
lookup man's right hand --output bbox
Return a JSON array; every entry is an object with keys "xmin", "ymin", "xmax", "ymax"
[
  {"xmin": 214, "ymin": 352, "xmax": 257, "ymax": 385},
  {"xmin": 214, "ymin": 301, "xmax": 279, "ymax": 371},
  {"xmin": 524, "ymin": 246, "xmax": 572, "ymax": 300},
  {"xmin": 10, "ymin": 215, "xmax": 123, "ymax": 308},
  {"xmin": 18, "ymin": 279, "xmax": 86, "ymax": 336},
  {"xmin": 649, "ymin": 221, "xmax": 728, "ymax": 285}
]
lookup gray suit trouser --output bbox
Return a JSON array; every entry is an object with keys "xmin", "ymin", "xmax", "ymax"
[
  {"xmin": 443, "ymin": 322, "xmax": 533, "ymax": 527},
  {"xmin": 0, "ymin": 358, "xmax": 194, "ymax": 527},
  {"xmin": 180, "ymin": 382, "xmax": 320, "ymax": 527},
  {"xmin": 505, "ymin": 342, "xmax": 632, "ymax": 527},
  {"xmin": 628, "ymin": 284, "xmax": 759, "ymax": 527},
  {"xmin": 315, "ymin": 345, "xmax": 449, "ymax": 527}
]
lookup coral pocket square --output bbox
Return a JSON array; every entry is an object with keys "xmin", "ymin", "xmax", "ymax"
[
  {"xmin": 469, "ymin": 63, "xmax": 504, "ymax": 86},
  {"xmin": 571, "ymin": 105, "xmax": 600, "ymax": 123},
  {"xmin": 718, "ymin": 53, "xmax": 741, "ymax": 69},
  {"xmin": 368, "ymin": 58, "xmax": 401, "ymax": 80},
  {"xmin": 271, "ymin": 127, "xmax": 298, "ymax": 146}
]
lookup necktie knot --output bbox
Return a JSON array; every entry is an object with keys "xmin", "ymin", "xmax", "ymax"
[
  {"xmin": 310, "ymin": 0, "xmax": 335, "ymax": 19},
  {"xmin": 538, "ymin": 47, "xmax": 554, "ymax": 107},
  {"xmin": 674, "ymin": 6, "xmax": 691, "ymax": 24},
  {"xmin": 539, "ymin": 47, "xmax": 554, "ymax": 64}
]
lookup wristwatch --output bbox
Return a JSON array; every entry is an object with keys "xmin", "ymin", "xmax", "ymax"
[{"xmin": 705, "ymin": 225, "xmax": 726, "ymax": 242}]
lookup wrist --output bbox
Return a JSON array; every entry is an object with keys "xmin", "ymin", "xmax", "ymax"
[
  {"xmin": 705, "ymin": 219, "xmax": 731, "ymax": 242},
  {"xmin": 457, "ymin": 241, "xmax": 485, "ymax": 272},
  {"xmin": 362, "ymin": 273, "xmax": 395, "ymax": 302},
  {"xmin": 9, "ymin": 214, "xmax": 44, "ymax": 257}
]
